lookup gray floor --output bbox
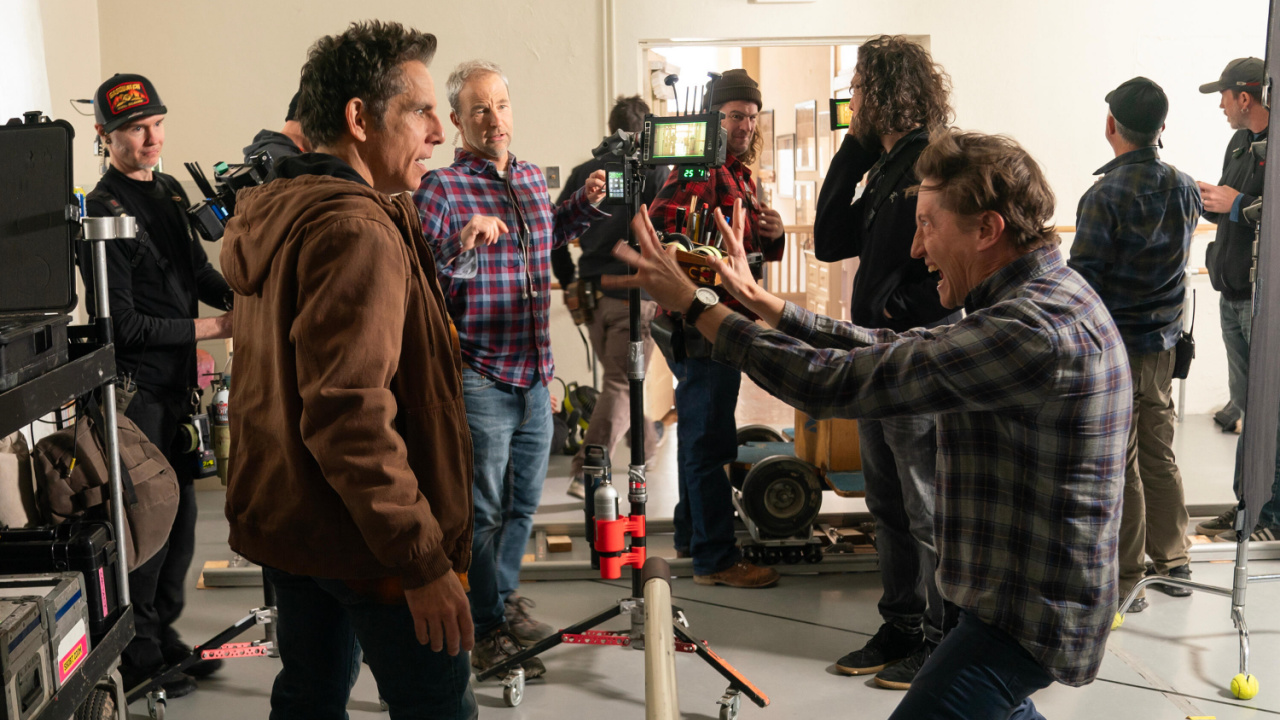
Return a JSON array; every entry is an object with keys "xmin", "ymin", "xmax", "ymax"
[{"xmin": 139, "ymin": 414, "xmax": 1280, "ymax": 719}]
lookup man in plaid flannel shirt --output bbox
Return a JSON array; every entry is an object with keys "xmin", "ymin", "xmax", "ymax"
[
  {"xmin": 647, "ymin": 68, "xmax": 786, "ymax": 590},
  {"xmin": 1069, "ymin": 78, "xmax": 1202, "ymax": 613},
  {"xmin": 414, "ymin": 60, "xmax": 606, "ymax": 675},
  {"xmin": 612, "ymin": 130, "xmax": 1130, "ymax": 718}
]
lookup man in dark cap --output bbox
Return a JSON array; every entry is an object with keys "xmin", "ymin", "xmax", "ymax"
[
  {"xmin": 1193, "ymin": 57, "xmax": 1277, "ymax": 541},
  {"xmin": 647, "ymin": 68, "xmax": 785, "ymax": 589},
  {"xmin": 82, "ymin": 72, "xmax": 234, "ymax": 697},
  {"xmin": 1069, "ymin": 77, "xmax": 1201, "ymax": 611},
  {"xmin": 243, "ymin": 90, "xmax": 309, "ymax": 163}
]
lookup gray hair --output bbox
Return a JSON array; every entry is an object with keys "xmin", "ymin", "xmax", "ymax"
[
  {"xmin": 1111, "ymin": 113, "xmax": 1161, "ymax": 149},
  {"xmin": 447, "ymin": 60, "xmax": 508, "ymax": 114}
]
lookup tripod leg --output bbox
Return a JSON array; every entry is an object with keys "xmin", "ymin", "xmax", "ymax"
[
  {"xmin": 672, "ymin": 624, "xmax": 769, "ymax": 708},
  {"xmin": 475, "ymin": 603, "xmax": 624, "ymax": 681}
]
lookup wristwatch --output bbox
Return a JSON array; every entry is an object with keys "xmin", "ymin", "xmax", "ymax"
[{"xmin": 684, "ymin": 286, "xmax": 720, "ymax": 324}]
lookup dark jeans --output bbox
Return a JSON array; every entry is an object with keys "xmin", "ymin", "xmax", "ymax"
[
  {"xmin": 120, "ymin": 387, "xmax": 197, "ymax": 675},
  {"xmin": 669, "ymin": 355, "xmax": 742, "ymax": 576},
  {"xmin": 860, "ymin": 415, "xmax": 944, "ymax": 643},
  {"xmin": 265, "ymin": 567, "xmax": 476, "ymax": 720},
  {"xmin": 890, "ymin": 611, "xmax": 1054, "ymax": 720}
]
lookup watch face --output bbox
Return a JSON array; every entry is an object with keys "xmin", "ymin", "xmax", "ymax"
[{"xmin": 695, "ymin": 287, "xmax": 719, "ymax": 305}]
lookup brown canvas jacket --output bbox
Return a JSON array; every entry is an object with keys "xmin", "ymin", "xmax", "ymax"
[{"xmin": 220, "ymin": 161, "xmax": 472, "ymax": 589}]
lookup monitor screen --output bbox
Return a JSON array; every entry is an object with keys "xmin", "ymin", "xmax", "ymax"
[
  {"xmin": 830, "ymin": 98, "xmax": 853, "ymax": 130},
  {"xmin": 650, "ymin": 120, "xmax": 709, "ymax": 159}
]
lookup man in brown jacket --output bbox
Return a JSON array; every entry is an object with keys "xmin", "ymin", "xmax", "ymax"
[{"xmin": 220, "ymin": 22, "xmax": 477, "ymax": 719}]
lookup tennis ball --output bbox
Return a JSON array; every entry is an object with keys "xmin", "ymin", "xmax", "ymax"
[
  {"xmin": 1111, "ymin": 612, "xmax": 1124, "ymax": 630},
  {"xmin": 1231, "ymin": 672, "xmax": 1258, "ymax": 700}
]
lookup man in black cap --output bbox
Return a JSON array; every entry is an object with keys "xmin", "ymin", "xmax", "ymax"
[
  {"xmin": 646, "ymin": 68, "xmax": 785, "ymax": 589},
  {"xmin": 1068, "ymin": 77, "xmax": 1202, "ymax": 612},
  {"xmin": 243, "ymin": 90, "xmax": 309, "ymax": 163},
  {"xmin": 82, "ymin": 72, "xmax": 233, "ymax": 697},
  {"xmin": 1193, "ymin": 57, "xmax": 1276, "ymax": 541}
]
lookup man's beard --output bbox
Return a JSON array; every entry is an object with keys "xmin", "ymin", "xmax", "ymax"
[{"xmin": 851, "ymin": 115, "xmax": 879, "ymax": 149}]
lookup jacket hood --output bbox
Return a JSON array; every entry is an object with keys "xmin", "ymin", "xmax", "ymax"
[
  {"xmin": 242, "ymin": 129, "xmax": 302, "ymax": 162},
  {"xmin": 220, "ymin": 153, "xmax": 406, "ymax": 296}
]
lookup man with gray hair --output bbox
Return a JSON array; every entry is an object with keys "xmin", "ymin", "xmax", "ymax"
[
  {"xmin": 414, "ymin": 60, "xmax": 607, "ymax": 676},
  {"xmin": 1068, "ymin": 77, "xmax": 1202, "ymax": 612}
]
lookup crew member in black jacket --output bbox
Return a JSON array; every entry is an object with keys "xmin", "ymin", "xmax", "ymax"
[
  {"xmin": 1194, "ymin": 58, "xmax": 1279, "ymax": 541},
  {"xmin": 551, "ymin": 96, "xmax": 670, "ymax": 499},
  {"xmin": 81, "ymin": 73, "xmax": 233, "ymax": 697},
  {"xmin": 811, "ymin": 36, "xmax": 958, "ymax": 690}
]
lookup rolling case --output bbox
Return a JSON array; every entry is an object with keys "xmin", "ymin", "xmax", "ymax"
[
  {"xmin": 0, "ymin": 315, "xmax": 71, "ymax": 392},
  {"xmin": 0, "ymin": 574, "xmax": 90, "ymax": 690},
  {"xmin": 0, "ymin": 523, "xmax": 122, "ymax": 642},
  {"xmin": 0, "ymin": 598, "xmax": 52, "ymax": 720}
]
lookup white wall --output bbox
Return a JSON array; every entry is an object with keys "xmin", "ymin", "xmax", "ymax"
[{"xmin": 35, "ymin": 0, "xmax": 1266, "ymax": 410}]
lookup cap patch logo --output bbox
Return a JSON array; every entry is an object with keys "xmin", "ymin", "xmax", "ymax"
[{"xmin": 107, "ymin": 81, "xmax": 149, "ymax": 115}]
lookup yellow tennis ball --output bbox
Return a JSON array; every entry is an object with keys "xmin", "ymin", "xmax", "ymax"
[
  {"xmin": 1111, "ymin": 612, "xmax": 1124, "ymax": 630},
  {"xmin": 1231, "ymin": 672, "xmax": 1258, "ymax": 700}
]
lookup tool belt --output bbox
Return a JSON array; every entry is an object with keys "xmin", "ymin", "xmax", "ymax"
[{"xmin": 566, "ymin": 278, "xmax": 606, "ymax": 325}]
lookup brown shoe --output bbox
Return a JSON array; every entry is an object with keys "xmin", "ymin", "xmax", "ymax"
[{"xmin": 694, "ymin": 561, "xmax": 780, "ymax": 588}]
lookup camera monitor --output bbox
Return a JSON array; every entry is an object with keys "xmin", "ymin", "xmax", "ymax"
[
  {"xmin": 642, "ymin": 113, "xmax": 726, "ymax": 167},
  {"xmin": 830, "ymin": 98, "xmax": 852, "ymax": 130}
]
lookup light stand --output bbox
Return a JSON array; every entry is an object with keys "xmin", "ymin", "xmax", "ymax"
[{"xmin": 476, "ymin": 160, "xmax": 768, "ymax": 719}]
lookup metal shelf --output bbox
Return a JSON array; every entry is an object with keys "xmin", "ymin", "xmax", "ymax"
[
  {"xmin": 0, "ymin": 344, "xmax": 115, "ymax": 438},
  {"xmin": 33, "ymin": 605, "xmax": 134, "ymax": 720}
]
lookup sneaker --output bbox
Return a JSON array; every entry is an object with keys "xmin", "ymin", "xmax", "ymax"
[
  {"xmin": 1148, "ymin": 564, "xmax": 1192, "ymax": 598},
  {"xmin": 1125, "ymin": 596, "xmax": 1149, "ymax": 614},
  {"xmin": 835, "ymin": 623, "xmax": 923, "ymax": 676},
  {"xmin": 873, "ymin": 641, "xmax": 934, "ymax": 690},
  {"xmin": 471, "ymin": 625, "xmax": 546, "ymax": 679},
  {"xmin": 1195, "ymin": 507, "xmax": 1238, "ymax": 536},
  {"xmin": 693, "ymin": 561, "xmax": 779, "ymax": 588},
  {"xmin": 505, "ymin": 595, "xmax": 557, "ymax": 645},
  {"xmin": 163, "ymin": 641, "xmax": 224, "ymax": 679},
  {"xmin": 567, "ymin": 476, "xmax": 585, "ymax": 499},
  {"xmin": 1219, "ymin": 525, "xmax": 1280, "ymax": 543}
]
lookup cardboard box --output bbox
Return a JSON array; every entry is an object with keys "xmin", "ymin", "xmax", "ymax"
[{"xmin": 817, "ymin": 417, "xmax": 862, "ymax": 472}]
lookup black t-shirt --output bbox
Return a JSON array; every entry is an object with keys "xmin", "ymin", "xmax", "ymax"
[{"xmin": 82, "ymin": 166, "xmax": 231, "ymax": 392}]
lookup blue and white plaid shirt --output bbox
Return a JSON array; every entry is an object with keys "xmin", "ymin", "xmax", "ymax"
[{"xmin": 712, "ymin": 246, "xmax": 1131, "ymax": 686}]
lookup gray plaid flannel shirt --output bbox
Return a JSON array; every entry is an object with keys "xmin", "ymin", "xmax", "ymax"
[{"xmin": 713, "ymin": 247, "xmax": 1131, "ymax": 686}]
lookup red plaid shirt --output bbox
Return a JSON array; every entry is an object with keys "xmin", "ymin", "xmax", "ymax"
[
  {"xmin": 415, "ymin": 148, "xmax": 605, "ymax": 387},
  {"xmin": 648, "ymin": 154, "xmax": 784, "ymax": 315}
]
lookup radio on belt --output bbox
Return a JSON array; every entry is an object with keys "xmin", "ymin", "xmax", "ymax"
[
  {"xmin": 0, "ymin": 598, "xmax": 53, "ymax": 720},
  {"xmin": 0, "ymin": 573, "xmax": 91, "ymax": 691}
]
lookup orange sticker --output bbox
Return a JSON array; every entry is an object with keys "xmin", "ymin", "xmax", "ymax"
[
  {"xmin": 107, "ymin": 81, "xmax": 149, "ymax": 115},
  {"xmin": 59, "ymin": 636, "xmax": 88, "ymax": 681}
]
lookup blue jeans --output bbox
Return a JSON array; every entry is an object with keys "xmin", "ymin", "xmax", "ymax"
[
  {"xmin": 860, "ymin": 415, "xmax": 944, "ymax": 643},
  {"xmin": 669, "ymin": 355, "xmax": 742, "ymax": 576},
  {"xmin": 890, "ymin": 611, "xmax": 1054, "ymax": 720},
  {"xmin": 462, "ymin": 367, "xmax": 552, "ymax": 635},
  {"xmin": 264, "ymin": 567, "xmax": 476, "ymax": 720}
]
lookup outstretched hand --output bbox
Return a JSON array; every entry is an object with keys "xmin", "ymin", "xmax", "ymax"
[
  {"xmin": 603, "ymin": 205, "xmax": 698, "ymax": 313},
  {"xmin": 707, "ymin": 199, "xmax": 760, "ymax": 306}
]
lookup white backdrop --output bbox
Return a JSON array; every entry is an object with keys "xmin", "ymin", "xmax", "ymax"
[{"xmin": 0, "ymin": 0, "xmax": 51, "ymax": 123}]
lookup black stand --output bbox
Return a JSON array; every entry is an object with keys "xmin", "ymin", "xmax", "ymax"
[{"xmin": 475, "ymin": 186, "xmax": 768, "ymax": 718}]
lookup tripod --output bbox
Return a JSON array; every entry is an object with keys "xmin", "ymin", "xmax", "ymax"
[{"xmin": 476, "ymin": 174, "xmax": 769, "ymax": 720}]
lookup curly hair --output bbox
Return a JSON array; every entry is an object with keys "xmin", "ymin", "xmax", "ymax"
[
  {"xmin": 852, "ymin": 35, "xmax": 954, "ymax": 146},
  {"xmin": 297, "ymin": 21, "xmax": 437, "ymax": 148},
  {"xmin": 913, "ymin": 130, "xmax": 1059, "ymax": 252}
]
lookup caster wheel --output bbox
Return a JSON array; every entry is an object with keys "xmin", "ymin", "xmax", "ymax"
[
  {"xmin": 1231, "ymin": 672, "xmax": 1259, "ymax": 700},
  {"xmin": 147, "ymin": 690, "xmax": 167, "ymax": 720},
  {"xmin": 502, "ymin": 668, "xmax": 526, "ymax": 707},
  {"xmin": 1111, "ymin": 612, "xmax": 1124, "ymax": 631},
  {"xmin": 717, "ymin": 689, "xmax": 742, "ymax": 720},
  {"xmin": 74, "ymin": 687, "xmax": 115, "ymax": 720},
  {"xmin": 763, "ymin": 548, "xmax": 781, "ymax": 565},
  {"xmin": 784, "ymin": 549, "xmax": 802, "ymax": 564}
]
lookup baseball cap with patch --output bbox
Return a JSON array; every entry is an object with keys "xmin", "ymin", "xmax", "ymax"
[
  {"xmin": 1199, "ymin": 57, "xmax": 1264, "ymax": 94},
  {"xmin": 94, "ymin": 73, "xmax": 167, "ymax": 134}
]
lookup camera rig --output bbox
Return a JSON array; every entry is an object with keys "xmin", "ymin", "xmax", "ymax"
[{"xmin": 184, "ymin": 150, "xmax": 274, "ymax": 242}]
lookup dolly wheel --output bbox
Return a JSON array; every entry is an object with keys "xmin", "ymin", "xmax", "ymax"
[
  {"xmin": 502, "ymin": 667, "xmax": 526, "ymax": 707},
  {"xmin": 717, "ymin": 688, "xmax": 742, "ymax": 720}
]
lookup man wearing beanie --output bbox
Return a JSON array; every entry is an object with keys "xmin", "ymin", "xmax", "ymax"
[
  {"xmin": 648, "ymin": 68, "xmax": 785, "ymax": 588},
  {"xmin": 1068, "ymin": 77, "xmax": 1201, "ymax": 610},
  {"xmin": 243, "ymin": 90, "xmax": 309, "ymax": 163},
  {"xmin": 81, "ymin": 72, "xmax": 234, "ymax": 697}
]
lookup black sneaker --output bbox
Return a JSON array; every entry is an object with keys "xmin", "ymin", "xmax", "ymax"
[
  {"xmin": 873, "ymin": 641, "xmax": 934, "ymax": 690},
  {"xmin": 1149, "ymin": 564, "xmax": 1192, "ymax": 598},
  {"xmin": 1195, "ymin": 507, "xmax": 1238, "ymax": 536},
  {"xmin": 163, "ymin": 641, "xmax": 224, "ymax": 679},
  {"xmin": 834, "ymin": 623, "xmax": 923, "ymax": 676},
  {"xmin": 471, "ymin": 625, "xmax": 546, "ymax": 679}
]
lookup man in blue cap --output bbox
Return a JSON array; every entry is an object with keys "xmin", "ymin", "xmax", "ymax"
[{"xmin": 1068, "ymin": 77, "xmax": 1202, "ymax": 611}]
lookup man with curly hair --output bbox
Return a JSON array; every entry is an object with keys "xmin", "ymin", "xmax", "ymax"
[{"xmin": 813, "ymin": 35, "xmax": 959, "ymax": 689}]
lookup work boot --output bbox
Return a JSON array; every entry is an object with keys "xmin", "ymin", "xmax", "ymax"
[
  {"xmin": 470, "ymin": 625, "xmax": 546, "ymax": 679},
  {"xmin": 1148, "ymin": 564, "xmax": 1192, "ymax": 598},
  {"xmin": 873, "ymin": 640, "xmax": 935, "ymax": 690},
  {"xmin": 693, "ymin": 561, "xmax": 779, "ymax": 588},
  {"xmin": 1195, "ymin": 507, "xmax": 1237, "ymax": 536},
  {"xmin": 505, "ymin": 595, "xmax": 557, "ymax": 645},
  {"xmin": 835, "ymin": 623, "xmax": 923, "ymax": 676}
]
